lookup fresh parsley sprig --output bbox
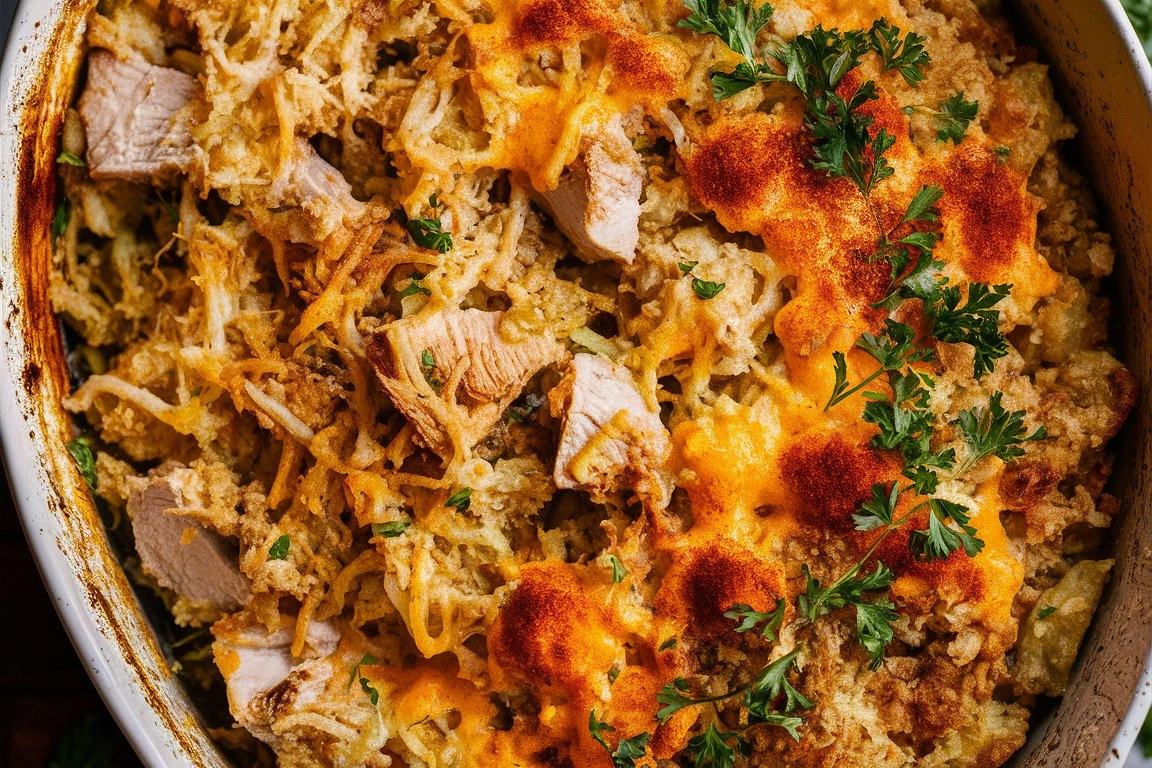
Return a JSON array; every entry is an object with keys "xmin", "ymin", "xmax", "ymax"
[
  {"xmin": 953, "ymin": 391, "xmax": 1047, "ymax": 475},
  {"xmin": 929, "ymin": 283, "xmax": 1012, "ymax": 377},
  {"xmin": 725, "ymin": 598, "xmax": 786, "ymax": 641},
  {"xmin": 905, "ymin": 93, "xmax": 980, "ymax": 144},
  {"xmin": 404, "ymin": 193, "xmax": 454, "ymax": 253},
  {"xmin": 825, "ymin": 320, "xmax": 933, "ymax": 410},
  {"xmin": 589, "ymin": 711, "xmax": 652, "ymax": 768},
  {"xmin": 686, "ymin": 723, "xmax": 743, "ymax": 768},
  {"xmin": 679, "ymin": 2, "xmax": 937, "ymax": 203}
]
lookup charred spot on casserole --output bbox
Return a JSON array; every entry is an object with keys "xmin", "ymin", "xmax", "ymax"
[{"xmin": 50, "ymin": 0, "xmax": 1135, "ymax": 766}]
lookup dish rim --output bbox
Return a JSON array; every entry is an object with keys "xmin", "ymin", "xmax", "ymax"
[{"xmin": 1, "ymin": 1, "xmax": 1150, "ymax": 766}]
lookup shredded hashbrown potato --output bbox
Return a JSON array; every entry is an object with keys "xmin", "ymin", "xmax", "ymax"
[{"xmin": 53, "ymin": 0, "xmax": 1137, "ymax": 766}]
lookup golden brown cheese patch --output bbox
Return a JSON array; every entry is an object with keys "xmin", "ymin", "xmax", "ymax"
[
  {"xmin": 671, "ymin": 402, "xmax": 788, "ymax": 529},
  {"xmin": 929, "ymin": 145, "xmax": 1052, "ymax": 289},
  {"xmin": 655, "ymin": 541, "xmax": 786, "ymax": 640},
  {"xmin": 488, "ymin": 562, "xmax": 618, "ymax": 692},
  {"xmin": 780, "ymin": 431, "xmax": 899, "ymax": 531},
  {"xmin": 683, "ymin": 105, "xmax": 897, "ymax": 379}
]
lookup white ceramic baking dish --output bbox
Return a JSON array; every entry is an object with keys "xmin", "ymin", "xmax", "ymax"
[{"xmin": 2, "ymin": 1, "xmax": 1150, "ymax": 765}]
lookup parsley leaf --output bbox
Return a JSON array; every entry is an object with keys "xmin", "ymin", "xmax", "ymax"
[
  {"xmin": 66, "ymin": 437, "xmax": 97, "ymax": 491},
  {"xmin": 932, "ymin": 93, "xmax": 980, "ymax": 144},
  {"xmin": 398, "ymin": 271, "xmax": 431, "ymax": 298},
  {"xmin": 347, "ymin": 653, "xmax": 379, "ymax": 687},
  {"xmin": 825, "ymin": 320, "xmax": 933, "ymax": 410},
  {"xmin": 445, "ymin": 487, "xmax": 472, "ymax": 512},
  {"xmin": 679, "ymin": 260, "xmax": 699, "ymax": 274},
  {"xmin": 359, "ymin": 675, "xmax": 380, "ymax": 706},
  {"xmin": 659, "ymin": 636, "xmax": 678, "ymax": 651},
  {"xmin": 928, "ymin": 283, "xmax": 1011, "ymax": 377},
  {"xmin": 744, "ymin": 649, "xmax": 813, "ymax": 716},
  {"xmin": 609, "ymin": 555, "xmax": 628, "ymax": 584},
  {"xmin": 868, "ymin": 18, "xmax": 930, "ymax": 86},
  {"xmin": 953, "ymin": 391, "xmax": 1046, "ymax": 474},
  {"xmin": 797, "ymin": 562, "xmax": 897, "ymax": 667},
  {"xmin": 854, "ymin": 598, "xmax": 899, "ymax": 668},
  {"xmin": 678, "ymin": 3, "xmax": 931, "ymax": 201},
  {"xmin": 686, "ymin": 723, "xmax": 743, "ymax": 768},
  {"xmin": 57, "ymin": 151, "xmax": 86, "ymax": 167},
  {"xmin": 692, "ymin": 279, "xmax": 726, "ymax": 299},
  {"xmin": 724, "ymin": 598, "xmax": 787, "ymax": 641},
  {"xmin": 1038, "ymin": 605, "xmax": 1057, "ymax": 619},
  {"xmin": 871, "ymin": 184, "xmax": 947, "ymax": 310},
  {"xmin": 405, "ymin": 194, "xmax": 454, "ymax": 252},
  {"xmin": 268, "ymin": 534, "xmax": 290, "ymax": 561},
  {"xmin": 680, "ymin": 0, "xmax": 774, "ymax": 63},
  {"xmin": 589, "ymin": 711, "xmax": 652, "ymax": 768},
  {"xmin": 609, "ymin": 666, "xmax": 621, "ymax": 683},
  {"xmin": 909, "ymin": 497, "xmax": 983, "ymax": 560},
  {"xmin": 679, "ymin": 0, "xmax": 777, "ymax": 98},
  {"xmin": 656, "ymin": 677, "xmax": 697, "ymax": 723},
  {"xmin": 852, "ymin": 482, "xmax": 899, "ymax": 531},
  {"xmin": 371, "ymin": 521, "xmax": 410, "ymax": 538},
  {"xmin": 52, "ymin": 196, "xmax": 72, "ymax": 242}
]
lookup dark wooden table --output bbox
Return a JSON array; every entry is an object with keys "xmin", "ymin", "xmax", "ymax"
[{"xmin": 0, "ymin": 470, "xmax": 143, "ymax": 767}]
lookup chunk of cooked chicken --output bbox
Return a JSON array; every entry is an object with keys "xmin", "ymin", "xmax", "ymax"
[
  {"xmin": 535, "ymin": 116, "xmax": 642, "ymax": 264},
  {"xmin": 127, "ymin": 467, "xmax": 251, "ymax": 611},
  {"xmin": 549, "ymin": 353, "xmax": 669, "ymax": 497},
  {"xmin": 366, "ymin": 308, "xmax": 565, "ymax": 458},
  {"xmin": 78, "ymin": 50, "xmax": 203, "ymax": 184},
  {"xmin": 78, "ymin": 52, "xmax": 363, "ymax": 242},
  {"xmin": 212, "ymin": 616, "xmax": 343, "ymax": 744},
  {"xmin": 250, "ymin": 137, "xmax": 369, "ymax": 244}
]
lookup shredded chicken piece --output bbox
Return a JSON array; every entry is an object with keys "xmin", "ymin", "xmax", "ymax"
[
  {"xmin": 128, "ymin": 466, "xmax": 251, "ymax": 611},
  {"xmin": 78, "ymin": 49, "xmax": 204, "ymax": 183},
  {"xmin": 534, "ymin": 116, "xmax": 643, "ymax": 264},
  {"xmin": 366, "ymin": 308, "xmax": 564, "ymax": 458},
  {"xmin": 213, "ymin": 616, "xmax": 343, "ymax": 745},
  {"xmin": 549, "ymin": 353, "xmax": 669, "ymax": 498}
]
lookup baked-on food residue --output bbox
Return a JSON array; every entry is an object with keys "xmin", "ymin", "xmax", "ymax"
[{"xmin": 51, "ymin": 0, "xmax": 1136, "ymax": 765}]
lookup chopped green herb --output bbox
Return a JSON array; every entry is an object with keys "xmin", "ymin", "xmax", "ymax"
[
  {"xmin": 798, "ymin": 564, "xmax": 897, "ymax": 668},
  {"xmin": 609, "ymin": 555, "xmax": 627, "ymax": 584},
  {"xmin": 359, "ymin": 675, "xmax": 380, "ymax": 706},
  {"xmin": 589, "ymin": 710, "xmax": 651, "ymax": 767},
  {"xmin": 678, "ymin": 261, "xmax": 699, "ymax": 274},
  {"xmin": 347, "ymin": 653, "xmax": 379, "ymax": 687},
  {"xmin": 953, "ymin": 391, "xmax": 1047, "ymax": 474},
  {"xmin": 398, "ymin": 271, "xmax": 431, "ymax": 298},
  {"xmin": 932, "ymin": 93, "xmax": 979, "ymax": 144},
  {"xmin": 56, "ymin": 151, "xmax": 85, "ymax": 167},
  {"xmin": 371, "ymin": 521, "xmax": 410, "ymax": 538},
  {"xmin": 658, "ymin": 636, "xmax": 678, "ymax": 651},
  {"xmin": 1037, "ymin": 605, "xmax": 1057, "ymax": 619},
  {"xmin": 724, "ymin": 598, "xmax": 787, "ymax": 641},
  {"xmin": 445, "ymin": 487, "xmax": 472, "ymax": 512},
  {"xmin": 66, "ymin": 437, "xmax": 97, "ymax": 491},
  {"xmin": 51, "ymin": 196, "xmax": 72, "ymax": 242},
  {"xmin": 994, "ymin": 145, "xmax": 1012, "ymax": 162},
  {"xmin": 686, "ymin": 722, "xmax": 743, "ymax": 768},
  {"xmin": 608, "ymin": 666, "xmax": 621, "ymax": 684},
  {"xmin": 267, "ymin": 534, "xmax": 290, "ymax": 561},
  {"xmin": 419, "ymin": 348, "xmax": 442, "ymax": 389},
  {"xmin": 405, "ymin": 194, "xmax": 454, "ymax": 253},
  {"xmin": 692, "ymin": 279, "xmax": 726, "ymax": 300}
]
